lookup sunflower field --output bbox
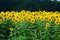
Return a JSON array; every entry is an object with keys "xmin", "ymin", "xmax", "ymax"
[{"xmin": 0, "ymin": 10, "xmax": 60, "ymax": 40}]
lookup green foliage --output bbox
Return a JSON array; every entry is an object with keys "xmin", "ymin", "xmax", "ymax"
[{"xmin": 0, "ymin": 19, "xmax": 60, "ymax": 40}]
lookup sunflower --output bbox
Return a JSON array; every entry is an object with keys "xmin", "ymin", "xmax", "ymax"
[
  {"xmin": 0, "ymin": 15, "xmax": 2, "ymax": 19},
  {"xmin": 10, "ymin": 11, "xmax": 15, "ymax": 14},
  {"xmin": 51, "ymin": 15, "xmax": 55, "ymax": 19},
  {"xmin": 55, "ymin": 20, "xmax": 59, "ymax": 24},
  {"xmin": 5, "ymin": 11, "xmax": 10, "ymax": 15},
  {"xmin": 0, "ymin": 11, "xmax": 4, "ymax": 16},
  {"xmin": 0, "ymin": 19, "xmax": 2, "ymax": 24},
  {"xmin": 18, "ymin": 17, "xmax": 22, "ymax": 22},
  {"xmin": 11, "ymin": 14, "xmax": 15, "ymax": 18},
  {"xmin": 54, "ymin": 11, "xmax": 59, "ymax": 14},
  {"xmin": 3, "ymin": 14, "xmax": 7, "ymax": 17},
  {"xmin": 36, "ymin": 14, "xmax": 40, "ymax": 19},
  {"xmin": 37, "ymin": 15, "xmax": 42, "ymax": 20},
  {"xmin": 32, "ymin": 13, "xmax": 36, "ymax": 16},
  {"xmin": 47, "ymin": 17, "xmax": 53, "ymax": 22},
  {"xmin": 27, "ymin": 17, "xmax": 31, "ymax": 22},
  {"xmin": 58, "ymin": 34, "xmax": 60, "ymax": 38},
  {"xmin": 43, "ymin": 16, "xmax": 48, "ymax": 20},
  {"xmin": 32, "ymin": 16, "xmax": 36, "ymax": 20},
  {"xmin": 15, "ymin": 15, "xmax": 20, "ymax": 19},
  {"xmin": 31, "ymin": 18, "xmax": 35, "ymax": 23},
  {"xmin": 46, "ymin": 23, "xmax": 50, "ymax": 28},
  {"xmin": 9, "ymin": 27, "xmax": 14, "ymax": 31},
  {"xmin": 3, "ymin": 17, "xmax": 8, "ymax": 21},
  {"xmin": 20, "ymin": 10, "xmax": 25, "ymax": 13},
  {"xmin": 55, "ymin": 15, "xmax": 59, "ymax": 19},
  {"xmin": 58, "ymin": 21, "xmax": 60, "ymax": 24},
  {"xmin": 40, "ymin": 17, "xmax": 45, "ymax": 21},
  {"xmin": 12, "ymin": 17, "xmax": 19, "ymax": 23},
  {"xmin": 20, "ymin": 18, "xmax": 24, "ymax": 22},
  {"xmin": 35, "ymin": 11, "xmax": 39, "ymax": 15},
  {"xmin": 22, "ymin": 16, "xmax": 27, "ymax": 20}
]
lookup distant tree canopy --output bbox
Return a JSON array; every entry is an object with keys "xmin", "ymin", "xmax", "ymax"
[{"xmin": 0, "ymin": 0, "xmax": 60, "ymax": 12}]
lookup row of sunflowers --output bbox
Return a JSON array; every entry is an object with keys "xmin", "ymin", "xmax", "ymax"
[{"xmin": 0, "ymin": 10, "xmax": 60, "ymax": 40}]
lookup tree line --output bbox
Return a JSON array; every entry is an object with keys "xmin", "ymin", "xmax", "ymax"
[{"xmin": 0, "ymin": 0, "xmax": 60, "ymax": 12}]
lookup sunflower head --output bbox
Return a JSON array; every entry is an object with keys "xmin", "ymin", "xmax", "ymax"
[
  {"xmin": 9, "ymin": 27, "xmax": 14, "ymax": 31},
  {"xmin": 46, "ymin": 23, "xmax": 50, "ymax": 28}
]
